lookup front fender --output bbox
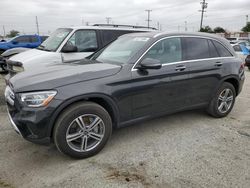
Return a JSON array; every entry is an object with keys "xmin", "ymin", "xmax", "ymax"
[{"xmin": 46, "ymin": 93, "xmax": 120, "ymax": 138}]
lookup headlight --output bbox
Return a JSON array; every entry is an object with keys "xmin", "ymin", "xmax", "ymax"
[
  {"xmin": 12, "ymin": 65, "xmax": 24, "ymax": 72},
  {"xmin": 20, "ymin": 91, "xmax": 57, "ymax": 107}
]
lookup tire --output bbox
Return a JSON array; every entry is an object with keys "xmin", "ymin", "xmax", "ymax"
[
  {"xmin": 53, "ymin": 102, "xmax": 112, "ymax": 159},
  {"xmin": 207, "ymin": 82, "xmax": 236, "ymax": 118},
  {"xmin": 248, "ymin": 67, "xmax": 250, "ymax": 71}
]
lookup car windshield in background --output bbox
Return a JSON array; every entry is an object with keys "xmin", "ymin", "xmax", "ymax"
[
  {"xmin": 95, "ymin": 36, "xmax": 150, "ymax": 64},
  {"xmin": 38, "ymin": 28, "xmax": 72, "ymax": 52}
]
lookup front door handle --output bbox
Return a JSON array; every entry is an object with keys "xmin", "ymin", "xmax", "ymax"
[
  {"xmin": 215, "ymin": 62, "xmax": 223, "ymax": 67},
  {"xmin": 175, "ymin": 65, "xmax": 186, "ymax": 71}
]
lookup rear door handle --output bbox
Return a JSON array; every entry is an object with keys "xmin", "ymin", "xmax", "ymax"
[
  {"xmin": 215, "ymin": 62, "xmax": 223, "ymax": 67},
  {"xmin": 175, "ymin": 65, "xmax": 186, "ymax": 71}
]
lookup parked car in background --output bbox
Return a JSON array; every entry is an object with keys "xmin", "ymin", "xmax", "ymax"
[
  {"xmin": 7, "ymin": 24, "xmax": 156, "ymax": 71},
  {"xmin": 226, "ymin": 37, "xmax": 250, "ymax": 42},
  {"xmin": 5, "ymin": 32, "xmax": 245, "ymax": 158},
  {"xmin": 232, "ymin": 44, "xmax": 250, "ymax": 62},
  {"xmin": 230, "ymin": 40, "xmax": 250, "ymax": 50},
  {"xmin": 0, "ymin": 47, "xmax": 30, "ymax": 72},
  {"xmin": 245, "ymin": 55, "xmax": 250, "ymax": 70},
  {"xmin": 0, "ymin": 35, "xmax": 48, "ymax": 54}
]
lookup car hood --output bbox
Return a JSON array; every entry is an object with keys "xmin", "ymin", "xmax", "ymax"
[
  {"xmin": 9, "ymin": 48, "xmax": 62, "ymax": 69},
  {"xmin": 8, "ymin": 59, "xmax": 122, "ymax": 92},
  {"xmin": 2, "ymin": 47, "xmax": 30, "ymax": 57},
  {"xmin": 0, "ymin": 41, "xmax": 8, "ymax": 47}
]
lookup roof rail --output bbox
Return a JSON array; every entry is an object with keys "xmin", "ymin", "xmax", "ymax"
[{"xmin": 93, "ymin": 24, "xmax": 157, "ymax": 30}]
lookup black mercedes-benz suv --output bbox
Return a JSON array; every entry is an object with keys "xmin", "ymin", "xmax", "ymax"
[{"xmin": 5, "ymin": 32, "xmax": 245, "ymax": 158}]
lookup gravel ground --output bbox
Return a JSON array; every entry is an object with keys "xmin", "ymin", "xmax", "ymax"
[{"xmin": 0, "ymin": 71, "xmax": 250, "ymax": 188}]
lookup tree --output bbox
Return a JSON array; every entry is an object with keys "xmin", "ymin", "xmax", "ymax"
[
  {"xmin": 213, "ymin": 26, "xmax": 226, "ymax": 33},
  {"xmin": 241, "ymin": 22, "xmax": 250, "ymax": 32},
  {"xmin": 200, "ymin": 26, "xmax": 214, "ymax": 33},
  {"xmin": 6, "ymin": 30, "xmax": 20, "ymax": 38}
]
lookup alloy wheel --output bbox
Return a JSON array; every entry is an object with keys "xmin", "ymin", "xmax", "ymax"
[
  {"xmin": 66, "ymin": 114, "xmax": 105, "ymax": 152},
  {"xmin": 217, "ymin": 88, "xmax": 234, "ymax": 114}
]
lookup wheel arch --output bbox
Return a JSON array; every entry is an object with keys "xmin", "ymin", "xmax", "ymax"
[
  {"xmin": 222, "ymin": 76, "xmax": 240, "ymax": 95},
  {"xmin": 48, "ymin": 94, "xmax": 120, "ymax": 138}
]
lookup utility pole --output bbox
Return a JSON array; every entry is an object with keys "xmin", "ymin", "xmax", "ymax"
[
  {"xmin": 2, "ymin": 25, "xmax": 6, "ymax": 38},
  {"xmin": 145, "ymin": 10, "xmax": 152, "ymax": 28},
  {"xmin": 35, "ymin": 16, "xmax": 40, "ymax": 35},
  {"xmin": 199, "ymin": 0, "xmax": 208, "ymax": 31},
  {"xmin": 185, "ymin": 21, "xmax": 187, "ymax": 31},
  {"xmin": 106, "ymin": 17, "xmax": 112, "ymax": 24},
  {"xmin": 246, "ymin": 15, "xmax": 249, "ymax": 24}
]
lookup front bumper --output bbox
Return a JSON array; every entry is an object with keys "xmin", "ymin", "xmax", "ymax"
[{"xmin": 5, "ymin": 87, "xmax": 62, "ymax": 145}]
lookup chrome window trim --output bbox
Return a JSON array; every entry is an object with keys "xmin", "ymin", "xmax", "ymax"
[{"xmin": 131, "ymin": 35, "xmax": 235, "ymax": 71}]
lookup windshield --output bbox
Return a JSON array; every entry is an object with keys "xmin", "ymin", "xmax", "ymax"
[
  {"xmin": 38, "ymin": 28, "xmax": 72, "ymax": 52},
  {"xmin": 95, "ymin": 36, "xmax": 150, "ymax": 64}
]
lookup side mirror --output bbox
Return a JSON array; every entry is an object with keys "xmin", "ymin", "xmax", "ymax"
[
  {"xmin": 138, "ymin": 58, "xmax": 162, "ymax": 70},
  {"xmin": 245, "ymin": 55, "xmax": 250, "ymax": 64},
  {"xmin": 61, "ymin": 44, "xmax": 78, "ymax": 53},
  {"xmin": 12, "ymin": 41, "xmax": 18, "ymax": 45}
]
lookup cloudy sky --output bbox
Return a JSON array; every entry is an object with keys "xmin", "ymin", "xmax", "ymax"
[{"xmin": 0, "ymin": 0, "xmax": 249, "ymax": 35}]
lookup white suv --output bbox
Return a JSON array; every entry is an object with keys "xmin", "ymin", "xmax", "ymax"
[{"xmin": 8, "ymin": 25, "xmax": 155, "ymax": 70}]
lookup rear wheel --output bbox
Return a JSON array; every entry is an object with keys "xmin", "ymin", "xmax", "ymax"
[
  {"xmin": 53, "ymin": 102, "xmax": 112, "ymax": 159},
  {"xmin": 207, "ymin": 82, "xmax": 236, "ymax": 118}
]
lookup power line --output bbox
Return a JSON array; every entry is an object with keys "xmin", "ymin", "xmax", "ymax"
[
  {"xmin": 199, "ymin": 0, "xmax": 208, "ymax": 30},
  {"xmin": 145, "ymin": 10, "xmax": 152, "ymax": 28},
  {"xmin": 35, "ymin": 16, "xmax": 39, "ymax": 35}
]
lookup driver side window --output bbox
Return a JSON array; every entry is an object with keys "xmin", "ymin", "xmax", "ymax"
[
  {"xmin": 67, "ymin": 30, "xmax": 98, "ymax": 52},
  {"xmin": 144, "ymin": 37, "xmax": 182, "ymax": 64},
  {"xmin": 13, "ymin": 36, "xmax": 30, "ymax": 43}
]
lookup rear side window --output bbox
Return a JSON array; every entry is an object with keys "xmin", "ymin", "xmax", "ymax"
[
  {"xmin": 182, "ymin": 37, "xmax": 210, "ymax": 60},
  {"xmin": 30, "ymin": 36, "xmax": 39, "ymax": 43},
  {"xmin": 233, "ymin": 45, "xmax": 242, "ymax": 52},
  {"xmin": 208, "ymin": 40, "xmax": 219, "ymax": 57},
  {"xmin": 101, "ymin": 30, "xmax": 136, "ymax": 46},
  {"xmin": 212, "ymin": 41, "xmax": 232, "ymax": 57}
]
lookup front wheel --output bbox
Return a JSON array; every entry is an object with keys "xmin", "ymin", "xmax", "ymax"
[
  {"xmin": 53, "ymin": 102, "xmax": 112, "ymax": 159},
  {"xmin": 207, "ymin": 82, "xmax": 236, "ymax": 118}
]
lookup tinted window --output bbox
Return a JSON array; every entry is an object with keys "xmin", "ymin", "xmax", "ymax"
[
  {"xmin": 208, "ymin": 39, "xmax": 219, "ymax": 57},
  {"xmin": 233, "ymin": 45, "xmax": 242, "ymax": 52},
  {"xmin": 183, "ymin": 38, "xmax": 210, "ymax": 60},
  {"xmin": 144, "ymin": 37, "xmax": 182, "ymax": 64},
  {"xmin": 30, "ymin": 36, "xmax": 39, "ymax": 43},
  {"xmin": 67, "ymin": 30, "xmax": 98, "ymax": 52},
  {"xmin": 102, "ymin": 30, "xmax": 134, "ymax": 46},
  {"xmin": 13, "ymin": 36, "xmax": 30, "ymax": 43},
  {"xmin": 212, "ymin": 41, "xmax": 232, "ymax": 57}
]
